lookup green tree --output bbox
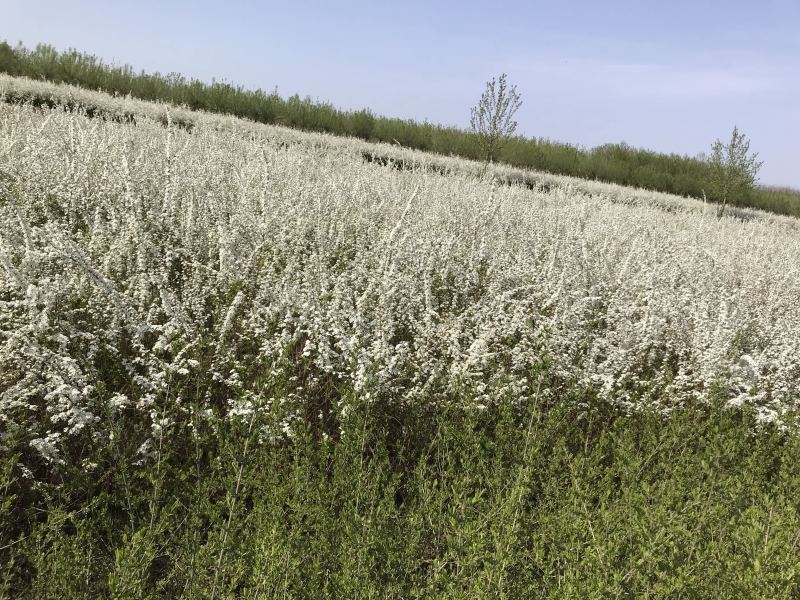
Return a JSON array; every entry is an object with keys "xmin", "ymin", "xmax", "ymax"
[
  {"xmin": 470, "ymin": 73, "xmax": 522, "ymax": 163},
  {"xmin": 706, "ymin": 126, "xmax": 763, "ymax": 216}
]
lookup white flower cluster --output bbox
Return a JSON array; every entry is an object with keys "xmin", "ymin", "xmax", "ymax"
[{"xmin": 1, "ymin": 77, "xmax": 799, "ymax": 469}]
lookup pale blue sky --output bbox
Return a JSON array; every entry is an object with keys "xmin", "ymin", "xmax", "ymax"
[{"xmin": 4, "ymin": 0, "xmax": 799, "ymax": 186}]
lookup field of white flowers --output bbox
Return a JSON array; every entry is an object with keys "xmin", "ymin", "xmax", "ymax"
[{"xmin": 1, "ymin": 75, "xmax": 800, "ymax": 472}]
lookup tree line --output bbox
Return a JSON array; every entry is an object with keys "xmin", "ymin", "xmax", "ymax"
[{"xmin": 1, "ymin": 42, "xmax": 797, "ymax": 216}]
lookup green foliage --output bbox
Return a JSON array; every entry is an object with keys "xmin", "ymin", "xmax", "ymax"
[
  {"xmin": 2, "ymin": 380, "xmax": 800, "ymax": 597},
  {"xmin": 751, "ymin": 186, "xmax": 800, "ymax": 216},
  {"xmin": 2, "ymin": 41, "xmax": 798, "ymax": 217},
  {"xmin": 350, "ymin": 108, "xmax": 377, "ymax": 140}
]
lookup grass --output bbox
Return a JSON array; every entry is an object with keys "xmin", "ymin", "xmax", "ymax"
[{"xmin": 1, "ymin": 41, "xmax": 798, "ymax": 218}]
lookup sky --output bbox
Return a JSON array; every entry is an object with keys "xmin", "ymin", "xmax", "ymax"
[{"xmin": 3, "ymin": 0, "xmax": 799, "ymax": 186}]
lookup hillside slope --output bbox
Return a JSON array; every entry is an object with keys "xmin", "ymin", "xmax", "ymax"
[
  {"xmin": 2, "ymin": 43, "xmax": 799, "ymax": 217},
  {"xmin": 1, "ymin": 78, "xmax": 800, "ymax": 597}
]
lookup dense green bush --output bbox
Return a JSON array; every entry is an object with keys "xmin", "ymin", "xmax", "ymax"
[{"xmin": 2, "ymin": 41, "xmax": 798, "ymax": 217}]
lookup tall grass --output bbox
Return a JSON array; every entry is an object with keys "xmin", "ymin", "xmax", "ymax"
[{"xmin": 2, "ymin": 41, "xmax": 798, "ymax": 217}]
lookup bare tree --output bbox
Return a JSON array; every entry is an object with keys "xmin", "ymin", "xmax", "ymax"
[
  {"xmin": 470, "ymin": 73, "xmax": 522, "ymax": 163},
  {"xmin": 706, "ymin": 126, "xmax": 763, "ymax": 217}
]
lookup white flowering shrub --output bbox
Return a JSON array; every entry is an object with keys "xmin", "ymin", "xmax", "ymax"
[{"xmin": 1, "ymin": 77, "xmax": 799, "ymax": 483}]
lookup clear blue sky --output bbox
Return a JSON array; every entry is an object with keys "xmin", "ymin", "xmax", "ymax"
[{"xmin": 4, "ymin": 0, "xmax": 799, "ymax": 186}]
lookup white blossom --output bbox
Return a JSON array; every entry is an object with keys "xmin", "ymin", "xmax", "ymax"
[{"xmin": 0, "ymin": 72, "xmax": 799, "ymax": 484}]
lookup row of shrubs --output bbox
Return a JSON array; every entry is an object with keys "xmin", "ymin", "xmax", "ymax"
[{"xmin": 1, "ymin": 41, "xmax": 798, "ymax": 217}]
